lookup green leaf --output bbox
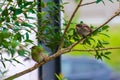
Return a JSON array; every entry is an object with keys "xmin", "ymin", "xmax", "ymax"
[
  {"xmin": 83, "ymin": 38, "xmax": 91, "ymax": 45},
  {"xmin": 21, "ymin": 22, "xmax": 33, "ymax": 27},
  {"xmin": 9, "ymin": 48, "xmax": 15, "ymax": 57},
  {"xmin": 7, "ymin": 0, "xmax": 13, "ymax": 2},
  {"xmin": 1, "ymin": 55, "xmax": 6, "ymax": 68},
  {"xmin": 109, "ymin": 0, "xmax": 114, "ymax": 3},
  {"xmin": 2, "ymin": 70, "xmax": 8, "ymax": 75},
  {"xmin": 24, "ymin": 2, "xmax": 33, "ymax": 7},
  {"xmin": 1, "ymin": 61, "xmax": 6, "ymax": 68},
  {"xmin": 17, "ymin": 0, "xmax": 22, "ymax": 7},
  {"xmin": 89, "ymin": 37, "xmax": 95, "ymax": 42},
  {"xmin": 18, "ymin": 49, "xmax": 26, "ymax": 56},
  {"xmin": 96, "ymin": 0, "xmax": 105, "ymax": 4},
  {"xmin": 9, "ymin": 6, "xmax": 15, "ymax": 11},
  {"xmin": 2, "ymin": 40, "xmax": 10, "ymax": 48},
  {"xmin": 102, "ymin": 41, "xmax": 109, "ymax": 45},
  {"xmin": 96, "ymin": 0, "xmax": 103, "ymax": 3},
  {"xmin": 13, "ymin": 58, "xmax": 23, "ymax": 65},
  {"xmin": 117, "ymin": 0, "xmax": 120, "ymax": 2},
  {"xmin": 105, "ymin": 52, "xmax": 111, "ymax": 55},
  {"xmin": 26, "ymin": 16, "xmax": 36, "ymax": 19},
  {"xmin": 0, "ymin": 17, "xmax": 5, "ymax": 23},
  {"xmin": 14, "ymin": 21, "xmax": 20, "ymax": 26},
  {"xmin": 92, "ymin": 30, "xmax": 99, "ymax": 36},
  {"xmin": 99, "ymin": 33, "xmax": 110, "ymax": 37},
  {"xmin": 98, "ymin": 40, "xmax": 104, "ymax": 47},
  {"xmin": 102, "ymin": 54, "xmax": 110, "ymax": 60},
  {"xmin": 95, "ymin": 50, "xmax": 102, "ymax": 60},
  {"xmin": 14, "ymin": 32, "xmax": 23, "ymax": 42},
  {"xmin": 15, "ymin": 9, "xmax": 23, "ymax": 15},
  {"xmin": 6, "ymin": 17, "xmax": 10, "ymax": 22},
  {"xmin": 102, "ymin": 25, "xmax": 109, "ymax": 31},
  {"xmin": 0, "ymin": 8, "xmax": 2, "ymax": 12},
  {"xmin": 2, "ymin": 9, "xmax": 8, "ymax": 17},
  {"xmin": 11, "ymin": 41, "xmax": 19, "ymax": 48},
  {"xmin": 12, "ymin": 16, "xmax": 17, "ymax": 20},
  {"xmin": 26, "ymin": 32, "xmax": 29, "ymax": 40},
  {"xmin": 0, "ymin": 31, "xmax": 12, "ymax": 39},
  {"xmin": 55, "ymin": 74, "xmax": 63, "ymax": 80},
  {"xmin": 24, "ymin": 39, "xmax": 33, "ymax": 43}
]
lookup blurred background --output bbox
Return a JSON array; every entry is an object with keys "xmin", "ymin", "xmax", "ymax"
[{"xmin": 61, "ymin": 0, "xmax": 120, "ymax": 80}]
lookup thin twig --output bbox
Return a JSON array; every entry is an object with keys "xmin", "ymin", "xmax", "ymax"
[
  {"xmin": 80, "ymin": 1, "xmax": 96, "ymax": 7},
  {"xmin": 58, "ymin": 0, "xmax": 83, "ymax": 50},
  {"xmin": 72, "ymin": 46, "xmax": 120, "ymax": 52}
]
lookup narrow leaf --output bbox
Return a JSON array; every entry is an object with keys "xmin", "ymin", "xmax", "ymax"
[
  {"xmin": 96, "ymin": 0, "xmax": 103, "ymax": 3},
  {"xmin": 102, "ymin": 25, "xmax": 109, "ymax": 31},
  {"xmin": 13, "ymin": 58, "xmax": 24, "ymax": 65},
  {"xmin": 105, "ymin": 52, "xmax": 111, "ymax": 55},
  {"xmin": 26, "ymin": 32, "xmax": 29, "ymax": 40},
  {"xmin": 1, "ymin": 61, "xmax": 6, "ymax": 68}
]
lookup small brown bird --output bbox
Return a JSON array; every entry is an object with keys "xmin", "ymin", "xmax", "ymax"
[
  {"xmin": 76, "ymin": 23, "xmax": 92, "ymax": 37},
  {"xmin": 31, "ymin": 46, "xmax": 48, "ymax": 63}
]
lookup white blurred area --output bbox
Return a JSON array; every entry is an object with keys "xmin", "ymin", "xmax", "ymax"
[{"xmin": 63, "ymin": 0, "xmax": 120, "ymax": 25}]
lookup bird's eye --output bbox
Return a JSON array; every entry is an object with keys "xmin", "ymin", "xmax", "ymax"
[{"xmin": 31, "ymin": 47, "xmax": 34, "ymax": 49}]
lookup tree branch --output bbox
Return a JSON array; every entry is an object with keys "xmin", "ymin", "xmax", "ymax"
[
  {"xmin": 58, "ymin": 0, "xmax": 83, "ymax": 50},
  {"xmin": 4, "ymin": 62, "xmax": 46, "ymax": 80}
]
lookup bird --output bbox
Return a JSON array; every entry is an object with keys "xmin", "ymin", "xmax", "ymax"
[
  {"xmin": 31, "ymin": 46, "xmax": 48, "ymax": 63},
  {"xmin": 76, "ymin": 23, "xmax": 92, "ymax": 37}
]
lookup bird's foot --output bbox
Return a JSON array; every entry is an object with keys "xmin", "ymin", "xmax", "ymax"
[{"xmin": 43, "ymin": 57, "xmax": 48, "ymax": 62}]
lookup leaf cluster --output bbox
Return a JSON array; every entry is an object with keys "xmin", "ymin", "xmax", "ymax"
[
  {"xmin": 0, "ymin": 0, "xmax": 65, "ymax": 67},
  {"xmin": 0, "ymin": 0, "xmax": 37, "ymax": 67},
  {"xmin": 96, "ymin": 0, "xmax": 120, "ymax": 4},
  {"xmin": 63, "ymin": 22, "xmax": 111, "ymax": 60},
  {"xmin": 82, "ymin": 25, "xmax": 111, "ymax": 60},
  {"xmin": 55, "ymin": 73, "xmax": 67, "ymax": 80}
]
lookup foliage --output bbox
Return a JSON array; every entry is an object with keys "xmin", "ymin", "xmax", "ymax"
[
  {"xmin": 0, "ymin": 0, "xmax": 120, "ymax": 79},
  {"xmin": 63, "ymin": 21, "xmax": 111, "ymax": 59},
  {"xmin": 0, "ymin": 0, "xmax": 64, "ymax": 67},
  {"xmin": 74, "ymin": 0, "xmax": 120, "ymax": 3},
  {"xmin": 55, "ymin": 73, "xmax": 67, "ymax": 80},
  {"xmin": 96, "ymin": 0, "xmax": 120, "ymax": 4},
  {"xmin": 0, "ymin": 0, "xmax": 38, "ymax": 68}
]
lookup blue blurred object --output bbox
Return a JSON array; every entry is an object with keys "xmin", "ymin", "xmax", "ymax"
[{"xmin": 61, "ymin": 56, "xmax": 113, "ymax": 80}]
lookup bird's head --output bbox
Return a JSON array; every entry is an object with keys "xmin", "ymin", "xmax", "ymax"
[
  {"xmin": 76, "ymin": 23, "xmax": 89, "ymax": 28},
  {"xmin": 76, "ymin": 24, "xmax": 83, "ymax": 30},
  {"xmin": 30, "ymin": 46, "xmax": 37, "ymax": 50}
]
